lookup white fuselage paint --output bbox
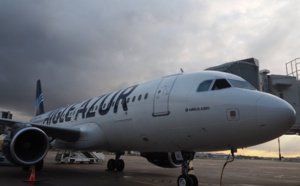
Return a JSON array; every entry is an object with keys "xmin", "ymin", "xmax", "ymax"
[{"xmin": 30, "ymin": 71, "xmax": 296, "ymax": 153}]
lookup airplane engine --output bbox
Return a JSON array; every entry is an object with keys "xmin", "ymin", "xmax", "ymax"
[
  {"xmin": 141, "ymin": 152, "xmax": 182, "ymax": 168},
  {"xmin": 2, "ymin": 126, "xmax": 49, "ymax": 166}
]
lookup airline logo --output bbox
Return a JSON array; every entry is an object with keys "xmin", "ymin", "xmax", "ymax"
[
  {"xmin": 35, "ymin": 93, "xmax": 44, "ymax": 114},
  {"xmin": 42, "ymin": 85, "xmax": 138, "ymax": 125}
]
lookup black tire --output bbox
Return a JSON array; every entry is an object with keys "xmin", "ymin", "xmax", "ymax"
[
  {"xmin": 107, "ymin": 159, "xmax": 116, "ymax": 171},
  {"xmin": 116, "ymin": 159, "xmax": 125, "ymax": 172},
  {"xmin": 177, "ymin": 175, "xmax": 193, "ymax": 186},
  {"xmin": 188, "ymin": 174, "xmax": 198, "ymax": 186}
]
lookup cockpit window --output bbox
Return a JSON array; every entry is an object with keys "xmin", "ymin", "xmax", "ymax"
[
  {"xmin": 212, "ymin": 79, "xmax": 231, "ymax": 90},
  {"xmin": 228, "ymin": 79, "xmax": 256, "ymax": 90},
  {"xmin": 197, "ymin": 80, "xmax": 213, "ymax": 92}
]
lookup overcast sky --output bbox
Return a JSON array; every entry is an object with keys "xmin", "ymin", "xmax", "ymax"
[{"xmin": 0, "ymin": 0, "xmax": 299, "ymax": 157}]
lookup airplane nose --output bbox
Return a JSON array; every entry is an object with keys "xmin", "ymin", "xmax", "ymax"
[{"xmin": 256, "ymin": 94, "xmax": 296, "ymax": 134}]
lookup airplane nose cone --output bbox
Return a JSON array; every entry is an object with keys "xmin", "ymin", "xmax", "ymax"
[{"xmin": 257, "ymin": 94, "xmax": 296, "ymax": 135}]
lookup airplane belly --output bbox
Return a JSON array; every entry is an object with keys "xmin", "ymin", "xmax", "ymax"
[{"xmin": 113, "ymin": 119, "xmax": 137, "ymax": 150}]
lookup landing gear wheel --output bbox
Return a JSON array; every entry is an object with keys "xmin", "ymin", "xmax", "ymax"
[
  {"xmin": 177, "ymin": 152, "xmax": 198, "ymax": 186},
  {"xmin": 188, "ymin": 174, "xmax": 198, "ymax": 186},
  {"xmin": 107, "ymin": 159, "xmax": 116, "ymax": 171},
  {"xmin": 116, "ymin": 159, "xmax": 125, "ymax": 172},
  {"xmin": 107, "ymin": 152, "xmax": 126, "ymax": 172},
  {"xmin": 177, "ymin": 175, "xmax": 193, "ymax": 186}
]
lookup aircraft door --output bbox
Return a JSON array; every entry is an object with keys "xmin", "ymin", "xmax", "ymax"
[{"xmin": 153, "ymin": 75, "xmax": 178, "ymax": 117}]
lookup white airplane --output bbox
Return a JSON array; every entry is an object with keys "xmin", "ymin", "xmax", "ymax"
[{"xmin": 0, "ymin": 71, "xmax": 296, "ymax": 186}]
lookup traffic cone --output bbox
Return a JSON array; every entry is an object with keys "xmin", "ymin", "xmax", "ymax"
[{"xmin": 27, "ymin": 166, "xmax": 36, "ymax": 182}]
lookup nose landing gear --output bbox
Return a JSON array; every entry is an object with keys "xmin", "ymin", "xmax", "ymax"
[{"xmin": 177, "ymin": 152, "xmax": 198, "ymax": 186}]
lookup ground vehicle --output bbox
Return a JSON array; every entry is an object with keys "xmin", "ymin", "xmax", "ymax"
[{"xmin": 55, "ymin": 151, "xmax": 97, "ymax": 164}]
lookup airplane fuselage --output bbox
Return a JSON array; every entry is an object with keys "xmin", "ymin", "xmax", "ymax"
[{"xmin": 30, "ymin": 71, "xmax": 295, "ymax": 153}]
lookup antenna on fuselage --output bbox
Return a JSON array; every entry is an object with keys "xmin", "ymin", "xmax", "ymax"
[{"xmin": 180, "ymin": 68, "xmax": 184, "ymax": 73}]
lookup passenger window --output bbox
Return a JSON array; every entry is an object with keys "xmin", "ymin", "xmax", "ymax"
[
  {"xmin": 212, "ymin": 79, "xmax": 231, "ymax": 90},
  {"xmin": 144, "ymin": 93, "xmax": 148, "ymax": 99},
  {"xmin": 132, "ymin": 96, "xmax": 136, "ymax": 102},
  {"xmin": 138, "ymin": 95, "xmax": 142, "ymax": 101},
  {"xmin": 197, "ymin": 80, "xmax": 213, "ymax": 92}
]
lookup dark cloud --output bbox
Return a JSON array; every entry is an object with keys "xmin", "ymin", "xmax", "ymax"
[{"xmin": 0, "ymin": 1, "xmax": 189, "ymax": 118}]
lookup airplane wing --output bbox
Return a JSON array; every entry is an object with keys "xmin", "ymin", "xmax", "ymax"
[
  {"xmin": 0, "ymin": 118, "xmax": 80, "ymax": 142},
  {"xmin": 0, "ymin": 118, "xmax": 25, "ymax": 128}
]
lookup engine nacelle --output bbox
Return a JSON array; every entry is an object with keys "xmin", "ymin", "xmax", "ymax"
[
  {"xmin": 2, "ymin": 127, "xmax": 49, "ymax": 166},
  {"xmin": 141, "ymin": 152, "xmax": 183, "ymax": 168}
]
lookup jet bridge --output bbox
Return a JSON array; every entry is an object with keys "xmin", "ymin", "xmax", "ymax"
[
  {"xmin": 259, "ymin": 58, "xmax": 300, "ymax": 135},
  {"xmin": 259, "ymin": 72, "xmax": 300, "ymax": 135},
  {"xmin": 206, "ymin": 58, "xmax": 260, "ymax": 89}
]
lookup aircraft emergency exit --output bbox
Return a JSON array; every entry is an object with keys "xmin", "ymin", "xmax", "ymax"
[{"xmin": 0, "ymin": 71, "xmax": 296, "ymax": 186}]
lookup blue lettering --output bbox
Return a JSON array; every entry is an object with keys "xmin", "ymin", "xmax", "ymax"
[
  {"xmin": 114, "ymin": 85, "xmax": 138, "ymax": 113},
  {"xmin": 98, "ymin": 91, "xmax": 120, "ymax": 116},
  {"xmin": 86, "ymin": 97, "xmax": 102, "ymax": 118},
  {"xmin": 65, "ymin": 105, "xmax": 75, "ymax": 122},
  {"xmin": 75, "ymin": 99, "xmax": 92, "ymax": 120}
]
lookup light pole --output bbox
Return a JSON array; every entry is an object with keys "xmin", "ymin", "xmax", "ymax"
[{"xmin": 278, "ymin": 138, "xmax": 282, "ymax": 161}]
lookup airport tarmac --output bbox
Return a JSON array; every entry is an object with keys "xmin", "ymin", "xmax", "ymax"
[{"xmin": 0, "ymin": 151, "xmax": 299, "ymax": 186}]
